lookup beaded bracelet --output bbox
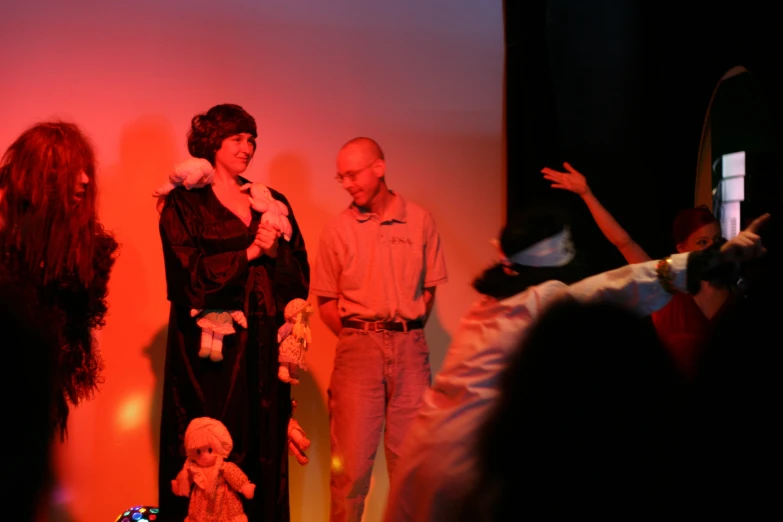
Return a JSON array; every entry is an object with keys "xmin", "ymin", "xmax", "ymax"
[{"xmin": 656, "ymin": 257, "xmax": 676, "ymax": 294}]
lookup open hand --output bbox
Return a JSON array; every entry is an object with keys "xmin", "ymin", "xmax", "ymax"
[
  {"xmin": 719, "ymin": 213, "xmax": 769, "ymax": 264},
  {"xmin": 541, "ymin": 162, "xmax": 589, "ymax": 196}
]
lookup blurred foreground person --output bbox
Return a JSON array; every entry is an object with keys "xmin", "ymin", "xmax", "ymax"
[{"xmin": 458, "ymin": 299, "xmax": 685, "ymax": 519}]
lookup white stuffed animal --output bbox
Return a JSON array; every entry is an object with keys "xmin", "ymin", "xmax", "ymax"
[
  {"xmin": 239, "ymin": 182, "xmax": 293, "ymax": 241},
  {"xmin": 153, "ymin": 157, "xmax": 215, "ymax": 198}
]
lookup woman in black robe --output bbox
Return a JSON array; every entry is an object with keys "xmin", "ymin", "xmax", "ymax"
[{"xmin": 157, "ymin": 104, "xmax": 309, "ymax": 521}]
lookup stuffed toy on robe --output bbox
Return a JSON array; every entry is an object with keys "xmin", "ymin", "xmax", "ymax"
[
  {"xmin": 171, "ymin": 417, "xmax": 255, "ymax": 522},
  {"xmin": 239, "ymin": 182, "xmax": 293, "ymax": 241},
  {"xmin": 191, "ymin": 309, "xmax": 248, "ymax": 362},
  {"xmin": 277, "ymin": 298, "xmax": 314, "ymax": 385},
  {"xmin": 153, "ymin": 157, "xmax": 215, "ymax": 213}
]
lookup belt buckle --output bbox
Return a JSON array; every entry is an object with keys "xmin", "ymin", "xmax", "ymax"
[
  {"xmin": 365, "ymin": 320, "xmax": 408, "ymax": 332},
  {"xmin": 364, "ymin": 321, "xmax": 378, "ymax": 332}
]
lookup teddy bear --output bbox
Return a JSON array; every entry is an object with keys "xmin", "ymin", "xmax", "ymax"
[
  {"xmin": 287, "ymin": 398, "xmax": 311, "ymax": 466},
  {"xmin": 276, "ymin": 298, "xmax": 314, "ymax": 385},
  {"xmin": 171, "ymin": 417, "xmax": 256, "ymax": 522},
  {"xmin": 239, "ymin": 182, "xmax": 293, "ymax": 241}
]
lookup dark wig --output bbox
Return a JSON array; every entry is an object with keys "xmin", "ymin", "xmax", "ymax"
[
  {"xmin": 187, "ymin": 104, "xmax": 258, "ymax": 165},
  {"xmin": 0, "ymin": 121, "xmax": 103, "ymax": 285}
]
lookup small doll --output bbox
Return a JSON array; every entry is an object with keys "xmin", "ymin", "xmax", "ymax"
[
  {"xmin": 192, "ymin": 309, "xmax": 248, "ymax": 362},
  {"xmin": 171, "ymin": 417, "xmax": 256, "ymax": 522},
  {"xmin": 287, "ymin": 398, "xmax": 310, "ymax": 466},
  {"xmin": 277, "ymin": 298, "xmax": 314, "ymax": 385},
  {"xmin": 239, "ymin": 182, "xmax": 293, "ymax": 241}
]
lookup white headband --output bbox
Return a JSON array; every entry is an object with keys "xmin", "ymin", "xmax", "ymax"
[{"xmin": 500, "ymin": 227, "xmax": 575, "ymax": 268}]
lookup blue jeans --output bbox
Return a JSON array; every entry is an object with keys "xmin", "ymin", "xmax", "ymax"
[{"xmin": 328, "ymin": 327, "xmax": 432, "ymax": 522}]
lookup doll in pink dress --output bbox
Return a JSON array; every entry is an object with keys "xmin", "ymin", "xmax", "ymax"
[{"xmin": 171, "ymin": 417, "xmax": 256, "ymax": 522}]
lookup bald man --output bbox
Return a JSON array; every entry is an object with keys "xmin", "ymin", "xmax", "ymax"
[{"xmin": 311, "ymin": 137, "xmax": 448, "ymax": 522}]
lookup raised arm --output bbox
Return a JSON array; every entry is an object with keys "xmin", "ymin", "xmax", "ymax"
[{"xmin": 542, "ymin": 162, "xmax": 651, "ymax": 264}]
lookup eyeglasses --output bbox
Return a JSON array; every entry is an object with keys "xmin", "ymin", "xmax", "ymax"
[{"xmin": 335, "ymin": 159, "xmax": 378, "ymax": 184}]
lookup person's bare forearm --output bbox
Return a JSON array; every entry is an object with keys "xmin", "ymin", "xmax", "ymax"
[
  {"xmin": 423, "ymin": 287, "xmax": 436, "ymax": 324},
  {"xmin": 317, "ymin": 296, "xmax": 343, "ymax": 336},
  {"xmin": 582, "ymin": 191, "xmax": 651, "ymax": 264}
]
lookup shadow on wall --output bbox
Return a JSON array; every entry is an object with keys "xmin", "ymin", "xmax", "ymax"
[
  {"xmin": 101, "ymin": 114, "xmax": 179, "ymax": 468},
  {"xmin": 144, "ymin": 325, "xmax": 169, "ymax": 464},
  {"xmin": 96, "ymin": 115, "xmax": 179, "ymax": 517},
  {"xmin": 266, "ymin": 150, "xmax": 334, "ymax": 249}
]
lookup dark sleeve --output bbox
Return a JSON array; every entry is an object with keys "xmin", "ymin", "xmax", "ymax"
[
  {"xmin": 159, "ymin": 190, "xmax": 249, "ymax": 310},
  {"xmin": 685, "ymin": 243, "xmax": 739, "ymax": 294},
  {"xmin": 267, "ymin": 191, "xmax": 310, "ymax": 309}
]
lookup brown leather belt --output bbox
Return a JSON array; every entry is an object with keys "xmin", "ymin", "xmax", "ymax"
[{"xmin": 342, "ymin": 319, "xmax": 424, "ymax": 333}]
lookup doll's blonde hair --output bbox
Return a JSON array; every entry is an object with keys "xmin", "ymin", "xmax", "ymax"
[{"xmin": 184, "ymin": 417, "xmax": 233, "ymax": 458}]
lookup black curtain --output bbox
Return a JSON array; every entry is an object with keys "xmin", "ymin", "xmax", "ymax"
[
  {"xmin": 502, "ymin": 4, "xmax": 782, "ymax": 514},
  {"xmin": 503, "ymin": 0, "xmax": 781, "ymax": 273}
]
